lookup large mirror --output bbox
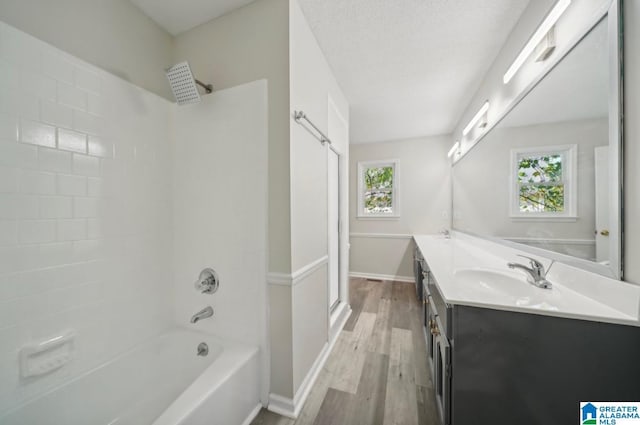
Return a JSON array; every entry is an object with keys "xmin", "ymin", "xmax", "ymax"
[{"xmin": 452, "ymin": 14, "xmax": 622, "ymax": 278}]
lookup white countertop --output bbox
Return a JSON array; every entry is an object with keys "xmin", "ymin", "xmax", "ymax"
[{"xmin": 414, "ymin": 233, "xmax": 640, "ymax": 327}]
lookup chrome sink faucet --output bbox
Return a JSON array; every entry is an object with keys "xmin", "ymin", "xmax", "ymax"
[
  {"xmin": 507, "ymin": 255, "xmax": 552, "ymax": 289},
  {"xmin": 190, "ymin": 306, "xmax": 214, "ymax": 323}
]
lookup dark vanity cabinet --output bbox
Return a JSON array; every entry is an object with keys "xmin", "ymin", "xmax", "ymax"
[
  {"xmin": 422, "ymin": 268, "xmax": 452, "ymax": 425},
  {"xmin": 420, "ymin": 258, "xmax": 640, "ymax": 425}
]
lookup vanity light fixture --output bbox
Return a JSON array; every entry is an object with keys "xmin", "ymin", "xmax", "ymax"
[
  {"xmin": 447, "ymin": 141, "xmax": 460, "ymax": 158},
  {"xmin": 503, "ymin": 0, "xmax": 571, "ymax": 84},
  {"xmin": 462, "ymin": 101, "xmax": 490, "ymax": 136},
  {"xmin": 534, "ymin": 26, "xmax": 556, "ymax": 62}
]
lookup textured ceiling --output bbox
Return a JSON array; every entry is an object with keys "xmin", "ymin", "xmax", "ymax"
[
  {"xmin": 130, "ymin": 0, "xmax": 531, "ymax": 143},
  {"xmin": 297, "ymin": 0, "xmax": 531, "ymax": 143},
  {"xmin": 129, "ymin": 0, "xmax": 255, "ymax": 35}
]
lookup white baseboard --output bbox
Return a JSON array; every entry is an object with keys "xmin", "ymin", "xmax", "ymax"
[
  {"xmin": 267, "ymin": 305, "xmax": 350, "ymax": 418},
  {"xmin": 330, "ymin": 300, "xmax": 350, "ymax": 329},
  {"xmin": 349, "ymin": 271, "xmax": 414, "ymax": 283},
  {"xmin": 329, "ymin": 301, "xmax": 351, "ymax": 349},
  {"xmin": 267, "ymin": 393, "xmax": 295, "ymax": 418},
  {"xmin": 240, "ymin": 403, "xmax": 262, "ymax": 425}
]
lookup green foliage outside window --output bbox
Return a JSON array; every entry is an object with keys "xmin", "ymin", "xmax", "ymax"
[
  {"xmin": 517, "ymin": 154, "xmax": 564, "ymax": 212},
  {"xmin": 364, "ymin": 166, "xmax": 394, "ymax": 214}
]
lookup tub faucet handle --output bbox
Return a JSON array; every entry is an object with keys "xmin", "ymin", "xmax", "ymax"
[{"xmin": 194, "ymin": 268, "xmax": 219, "ymax": 294}]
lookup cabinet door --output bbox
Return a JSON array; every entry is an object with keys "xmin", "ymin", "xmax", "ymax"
[
  {"xmin": 427, "ymin": 308, "xmax": 436, "ymax": 375},
  {"xmin": 422, "ymin": 287, "xmax": 429, "ymax": 328},
  {"xmin": 422, "ymin": 269, "xmax": 430, "ymax": 297},
  {"xmin": 413, "ymin": 262, "xmax": 422, "ymax": 300},
  {"xmin": 435, "ymin": 319, "xmax": 451, "ymax": 425}
]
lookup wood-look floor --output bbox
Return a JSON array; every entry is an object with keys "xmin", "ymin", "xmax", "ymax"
[{"xmin": 251, "ymin": 278, "xmax": 439, "ymax": 425}]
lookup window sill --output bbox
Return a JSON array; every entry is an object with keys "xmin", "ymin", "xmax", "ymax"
[
  {"xmin": 509, "ymin": 215, "xmax": 578, "ymax": 222},
  {"xmin": 356, "ymin": 215, "xmax": 400, "ymax": 221}
]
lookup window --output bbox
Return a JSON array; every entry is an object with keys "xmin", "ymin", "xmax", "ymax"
[
  {"xmin": 357, "ymin": 160, "xmax": 399, "ymax": 218},
  {"xmin": 510, "ymin": 145, "xmax": 577, "ymax": 220}
]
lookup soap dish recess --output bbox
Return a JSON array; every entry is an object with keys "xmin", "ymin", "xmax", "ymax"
[{"xmin": 20, "ymin": 330, "xmax": 76, "ymax": 378}]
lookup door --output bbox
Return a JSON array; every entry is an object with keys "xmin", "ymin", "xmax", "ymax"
[
  {"xmin": 328, "ymin": 149, "xmax": 340, "ymax": 309},
  {"xmin": 327, "ymin": 95, "xmax": 347, "ymax": 312},
  {"xmin": 594, "ymin": 146, "xmax": 609, "ymax": 263}
]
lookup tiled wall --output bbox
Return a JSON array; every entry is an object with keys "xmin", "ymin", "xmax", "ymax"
[{"xmin": 0, "ymin": 22, "xmax": 174, "ymax": 413}]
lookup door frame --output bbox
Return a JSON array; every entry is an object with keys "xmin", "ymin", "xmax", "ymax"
[
  {"xmin": 327, "ymin": 146, "xmax": 341, "ymax": 311},
  {"xmin": 327, "ymin": 94, "xmax": 350, "ymax": 337}
]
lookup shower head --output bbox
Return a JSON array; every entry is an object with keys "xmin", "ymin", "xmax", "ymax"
[{"xmin": 165, "ymin": 61, "xmax": 213, "ymax": 105}]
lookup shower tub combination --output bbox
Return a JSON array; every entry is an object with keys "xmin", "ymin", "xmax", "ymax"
[
  {"xmin": 0, "ymin": 17, "xmax": 268, "ymax": 423},
  {"xmin": 0, "ymin": 329, "xmax": 261, "ymax": 425}
]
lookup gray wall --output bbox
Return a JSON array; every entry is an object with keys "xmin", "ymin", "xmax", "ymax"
[
  {"xmin": 173, "ymin": 0, "xmax": 291, "ymax": 275},
  {"xmin": 452, "ymin": 0, "xmax": 609, "ymax": 156},
  {"xmin": 625, "ymin": 1, "xmax": 640, "ymax": 283},
  {"xmin": 349, "ymin": 136, "xmax": 451, "ymax": 280},
  {"xmin": 0, "ymin": 0, "xmax": 174, "ymax": 99},
  {"xmin": 456, "ymin": 0, "xmax": 640, "ymax": 284},
  {"xmin": 453, "ymin": 118, "xmax": 606, "ymax": 244},
  {"xmin": 449, "ymin": 0, "xmax": 635, "ymax": 278},
  {"xmin": 172, "ymin": 0, "xmax": 296, "ymax": 401},
  {"xmin": 174, "ymin": 0, "xmax": 351, "ymax": 404}
]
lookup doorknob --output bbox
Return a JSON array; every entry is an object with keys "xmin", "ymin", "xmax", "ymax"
[{"xmin": 600, "ymin": 230, "xmax": 610, "ymax": 236}]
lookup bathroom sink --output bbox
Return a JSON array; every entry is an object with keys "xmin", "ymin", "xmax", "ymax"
[
  {"xmin": 454, "ymin": 268, "xmax": 527, "ymax": 295},
  {"xmin": 453, "ymin": 267, "xmax": 563, "ymax": 311}
]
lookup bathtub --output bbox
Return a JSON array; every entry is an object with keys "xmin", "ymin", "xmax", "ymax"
[{"xmin": 0, "ymin": 328, "xmax": 261, "ymax": 425}]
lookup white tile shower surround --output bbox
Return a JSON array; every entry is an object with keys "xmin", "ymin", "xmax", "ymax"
[{"xmin": 0, "ymin": 22, "xmax": 175, "ymax": 412}]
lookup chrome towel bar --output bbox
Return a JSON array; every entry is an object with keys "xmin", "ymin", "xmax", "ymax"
[{"xmin": 293, "ymin": 110, "xmax": 332, "ymax": 146}]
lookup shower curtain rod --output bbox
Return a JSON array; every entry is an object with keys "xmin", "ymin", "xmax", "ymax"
[{"xmin": 293, "ymin": 110, "xmax": 332, "ymax": 146}]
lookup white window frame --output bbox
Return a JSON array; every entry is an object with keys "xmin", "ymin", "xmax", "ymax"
[
  {"xmin": 357, "ymin": 159, "xmax": 400, "ymax": 219},
  {"xmin": 509, "ymin": 144, "xmax": 577, "ymax": 221}
]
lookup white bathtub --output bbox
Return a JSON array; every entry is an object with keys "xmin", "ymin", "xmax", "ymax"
[{"xmin": 0, "ymin": 328, "xmax": 261, "ymax": 425}]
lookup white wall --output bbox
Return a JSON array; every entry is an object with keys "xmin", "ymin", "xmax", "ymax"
[
  {"xmin": 0, "ymin": 0, "xmax": 174, "ymax": 99},
  {"xmin": 349, "ymin": 136, "xmax": 451, "ymax": 280},
  {"xmin": 172, "ymin": 80, "xmax": 268, "ymax": 400},
  {"xmin": 273, "ymin": 0, "xmax": 350, "ymax": 404},
  {"xmin": 0, "ymin": 22, "xmax": 174, "ymax": 413},
  {"xmin": 290, "ymin": 0, "xmax": 349, "ymax": 271},
  {"xmin": 625, "ymin": 1, "xmax": 640, "ymax": 283},
  {"xmin": 453, "ymin": 118, "xmax": 607, "ymax": 260}
]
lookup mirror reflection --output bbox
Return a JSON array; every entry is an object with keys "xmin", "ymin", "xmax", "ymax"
[{"xmin": 453, "ymin": 18, "xmax": 616, "ymax": 268}]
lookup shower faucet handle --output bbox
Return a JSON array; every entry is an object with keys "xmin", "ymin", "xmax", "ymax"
[{"xmin": 194, "ymin": 268, "xmax": 219, "ymax": 294}]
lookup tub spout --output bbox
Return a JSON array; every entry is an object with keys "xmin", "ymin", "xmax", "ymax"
[{"xmin": 190, "ymin": 306, "xmax": 214, "ymax": 324}]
